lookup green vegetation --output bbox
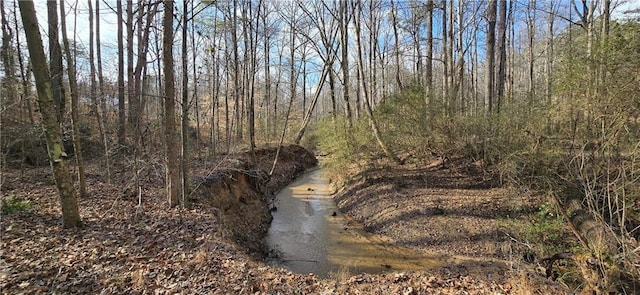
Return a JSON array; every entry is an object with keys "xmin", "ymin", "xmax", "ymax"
[
  {"xmin": 1, "ymin": 196, "xmax": 33, "ymax": 215},
  {"xmin": 310, "ymin": 19, "xmax": 640, "ymax": 293}
]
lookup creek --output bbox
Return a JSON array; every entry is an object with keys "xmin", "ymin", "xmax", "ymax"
[{"xmin": 265, "ymin": 168, "xmax": 445, "ymax": 278}]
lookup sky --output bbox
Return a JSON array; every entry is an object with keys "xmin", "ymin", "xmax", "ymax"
[{"xmin": 5, "ymin": 0, "xmax": 640, "ymax": 83}]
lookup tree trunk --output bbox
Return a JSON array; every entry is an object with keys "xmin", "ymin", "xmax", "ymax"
[
  {"xmin": 446, "ymin": 0, "xmax": 454, "ymax": 114},
  {"xmin": 411, "ymin": 9, "xmax": 422, "ymax": 87},
  {"xmin": 232, "ymin": 0, "xmax": 242, "ymax": 142},
  {"xmin": 455, "ymin": 1, "xmax": 465, "ymax": 113},
  {"xmin": 59, "ymin": 0, "xmax": 87, "ymax": 198},
  {"xmin": 339, "ymin": 0, "xmax": 352, "ymax": 126},
  {"xmin": 288, "ymin": 6, "xmax": 297, "ymax": 135},
  {"xmin": 526, "ymin": 0, "xmax": 536, "ymax": 103},
  {"xmin": 181, "ymin": 0, "xmax": 190, "ymax": 203},
  {"xmin": 92, "ymin": 0, "xmax": 111, "ymax": 184},
  {"xmin": 163, "ymin": 0, "xmax": 180, "ymax": 207},
  {"xmin": 545, "ymin": 0, "xmax": 555, "ymax": 105},
  {"xmin": 599, "ymin": 0, "xmax": 610, "ymax": 91},
  {"xmin": 368, "ymin": 1, "xmax": 378, "ymax": 106},
  {"xmin": 134, "ymin": 2, "xmax": 159, "ymax": 149},
  {"xmin": 247, "ymin": 0, "xmax": 258, "ymax": 151},
  {"xmin": 262, "ymin": 2, "xmax": 271, "ymax": 142},
  {"xmin": 485, "ymin": 0, "xmax": 497, "ymax": 114},
  {"xmin": 126, "ymin": 0, "xmax": 135, "ymax": 132},
  {"xmin": 47, "ymin": 0, "xmax": 65, "ymax": 124},
  {"xmin": 390, "ymin": 0, "xmax": 402, "ymax": 90},
  {"xmin": 19, "ymin": 0, "xmax": 81, "ymax": 228},
  {"xmin": 425, "ymin": 0, "xmax": 434, "ymax": 109},
  {"xmin": 191, "ymin": 2, "xmax": 200, "ymax": 159},
  {"xmin": 495, "ymin": 0, "xmax": 508, "ymax": 112},
  {"xmin": 441, "ymin": 0, "xmax": 450, "ymax": 108},
  {"xmin": 117, "ymin": 0, "xmax": 126, "ymax": 145},
  {"xmin": 554, "ymin": 187, "xmax": 620, "ymax": 293}
]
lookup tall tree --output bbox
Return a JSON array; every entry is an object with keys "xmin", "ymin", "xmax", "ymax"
[
  {"xmin": 117, "ymin": 0, "xmax": 126, "ymax": 145},
  {"xmin": 126, "ymin": 0, "xmax": 134, "ymax": 131},
  {"xmin": 495, "ymin": 0, "xmax": 508, "ymax": 112},
  {"xmin": 599, "ymin": 0, "xmax": 611, "ymax": 91},
  {"xmin": 441, "ymin": 0, "xmax": 450, "ymax": 105},
  {"xmin": 89, "ymin": 0, "xmax": 111, "ymax": 185},
  {"xmin": 59, "ymin": 0, "xmax": 87, "ymax": 197},
  {"xmin": 164, "ymin": 0, "xmax": 180, "ymax": 207},
  {"xmin": 424, "ymin": 0, "xmax": 434, "ymax": 108},
  {"xmin": 545, "ymin": 0, "xmax": 556, "ymax": 104},
  {"xmin": 181, "ymin": 0, "xmax": 190, "ymax": 202},
  {"xmin": 339, "ymin": 0, "xmax": 353, "ymax": 126},
  {"xmin": 19, "ymin": 0, "xmax": 81, "ymax": 228},
  {"xmin": 454, "ymin": 1, "xmax": 465, "ymax": 113},
  {"xmin": 261, "ymin": 0, "xmax": 272, "ymax": 141},
  {"xmin": 485, "ymin": 0, "xmax": 497, "ymax": 114},
  {"xmin": 95, "ymin": 0, "xmax": 105, "ymax": 110},
  {"xmin": 390, "ymin": 0, "xmax": 402, "ymax": 90},
  {"xmin": 232, "ymin": 0, "xmax": 242, "ymax": 142},
  {"xmin": 526, "ymin": 0, "xmax": 537, "ymax": 102},
  {"xmin": 47, "ymin": 0, "xmax": 65, "ymax": 124}
]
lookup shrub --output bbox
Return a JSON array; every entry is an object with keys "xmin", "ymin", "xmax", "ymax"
[{"xmin": 1, "ymin": 196, "xmax": 33, "ymax": 215}]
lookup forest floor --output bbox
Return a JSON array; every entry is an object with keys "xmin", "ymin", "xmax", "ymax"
[
  {"xmin": 332, "ymin": 156, "xmax": 575, "ymax": 292},
  {"xmin": 1, "ymin": 145, "xmax": 569, "ymax": 294}
]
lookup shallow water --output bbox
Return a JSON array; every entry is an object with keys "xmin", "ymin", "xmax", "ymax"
[{"xmin": 265, "ymin": 169, "xmax": 445, "ymax": 278}]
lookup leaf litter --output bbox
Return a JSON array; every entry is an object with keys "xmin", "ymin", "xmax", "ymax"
[{"xmin": 1, "ymin": 146, "xmax": 568, "ymax": 294}]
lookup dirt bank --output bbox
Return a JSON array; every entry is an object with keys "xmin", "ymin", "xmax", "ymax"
[
  {"xmin": 1, "ymin": 146, "xmax": 568, "ymax": 294},
  {"xmin": 332, "ymin": 156, "xmax": 569, "ymax": 292},
  {"xmin": 191, "ymin": 145, "xmax": 318, "ymax": 255}
]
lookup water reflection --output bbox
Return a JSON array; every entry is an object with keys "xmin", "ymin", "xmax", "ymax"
[{"xmin": 265, "ymin": 169, "xmax": 446, "ymax": 278}]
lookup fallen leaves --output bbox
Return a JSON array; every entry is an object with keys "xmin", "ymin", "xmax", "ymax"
[{"xmin": 0, "ymin": 147, "xmax": 568, "ymax": 294}]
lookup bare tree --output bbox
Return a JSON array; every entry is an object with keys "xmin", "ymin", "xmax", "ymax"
[
  {"xmin": 598, "ymin": 0, "xmax": 611, "ymax": 92},
  {"xmin": 424, "ymin": 0, "xmax": 434, "ymax": 108},
  {"xmin": 390, "ymin": 0, "xmax": 402, "ymax": 90},
  {"xmin": 261, "ymin": 1, "xmax": 273, "ymax": 141},
  {"xmin": 126, "ymin": 0, "xmax": 134, "ymax": 134},
  {"xmin": 19, "ymin": 0, "xmax": 81, "ymax": 228},
  {"xmin": 441, "ymin": 0, "xmax": 450, "ymax": 106},
  {"xmin": 58, "ymin": 0, "xmax": 87, "ymax": 197},
  {"xmin": 181, "ymin": 0, "xmax": 190, "ymax": 203},
  {"xmin": 47, "ymin": 0, "xmax": 65, "ymax": 124},
  {"xmin": 88, "ymin": 0, "xmax": 111, "ymax": 184},
  {"xmin": 117, "ymin": 0, "xmax": 126, "ymax": 145},
  {"xmin": 545, "ymin": 0, "xmax": 556, "ymax": 104},
  {"xmin": 164, "ymin": 0, "xmax": 180, "ymax": 207},
  {"xmin": 526, "ymin": 0, "xmax": 537, "ymax": 102},
  {"xmin": 485, "ymin": 0, "xmax": 497, "ymax": 114},
  {"xmin": 339, "ymin": 0, "xmax": 353, "ymax": 126},
  {"xmin": 495, "ymin": 0, "xmax": 508, "ymax": 112}
]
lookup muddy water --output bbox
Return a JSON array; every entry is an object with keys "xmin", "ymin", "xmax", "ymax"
[{"xmin": 265, "ymin": 169, "xmax": 446, "ymax": 278}]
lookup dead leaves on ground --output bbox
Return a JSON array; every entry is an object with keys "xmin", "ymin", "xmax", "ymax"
[{"xmin": 1, "ymin": 155, "xmax": 564, "ymax": 294}]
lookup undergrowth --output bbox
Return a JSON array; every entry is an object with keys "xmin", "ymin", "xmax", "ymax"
[{"xmin": 1, "ymin": 196, "xmax": 34, "ymax": 215}]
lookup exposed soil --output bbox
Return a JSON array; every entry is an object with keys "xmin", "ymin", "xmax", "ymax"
[
  {"xmin": 336, "ymin": 157, "xmax": 544, "ymax": 257},
  {"xmin": 1, "ymin": 146, "xmax": 569, "ymax": 294},
  {"xmin": 333, "ymin": 156, "xmax": 551, "ymax": 283}
]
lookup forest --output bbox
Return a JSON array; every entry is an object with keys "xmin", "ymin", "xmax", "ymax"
[{"xmin": 1, "ymin": 0, "xmax": 640, "ymax": 293}]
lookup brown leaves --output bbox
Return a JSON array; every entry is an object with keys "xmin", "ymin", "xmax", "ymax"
[{"xmin": 0, "ymin": 147, "xmax": 565, "ymax": 294}]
